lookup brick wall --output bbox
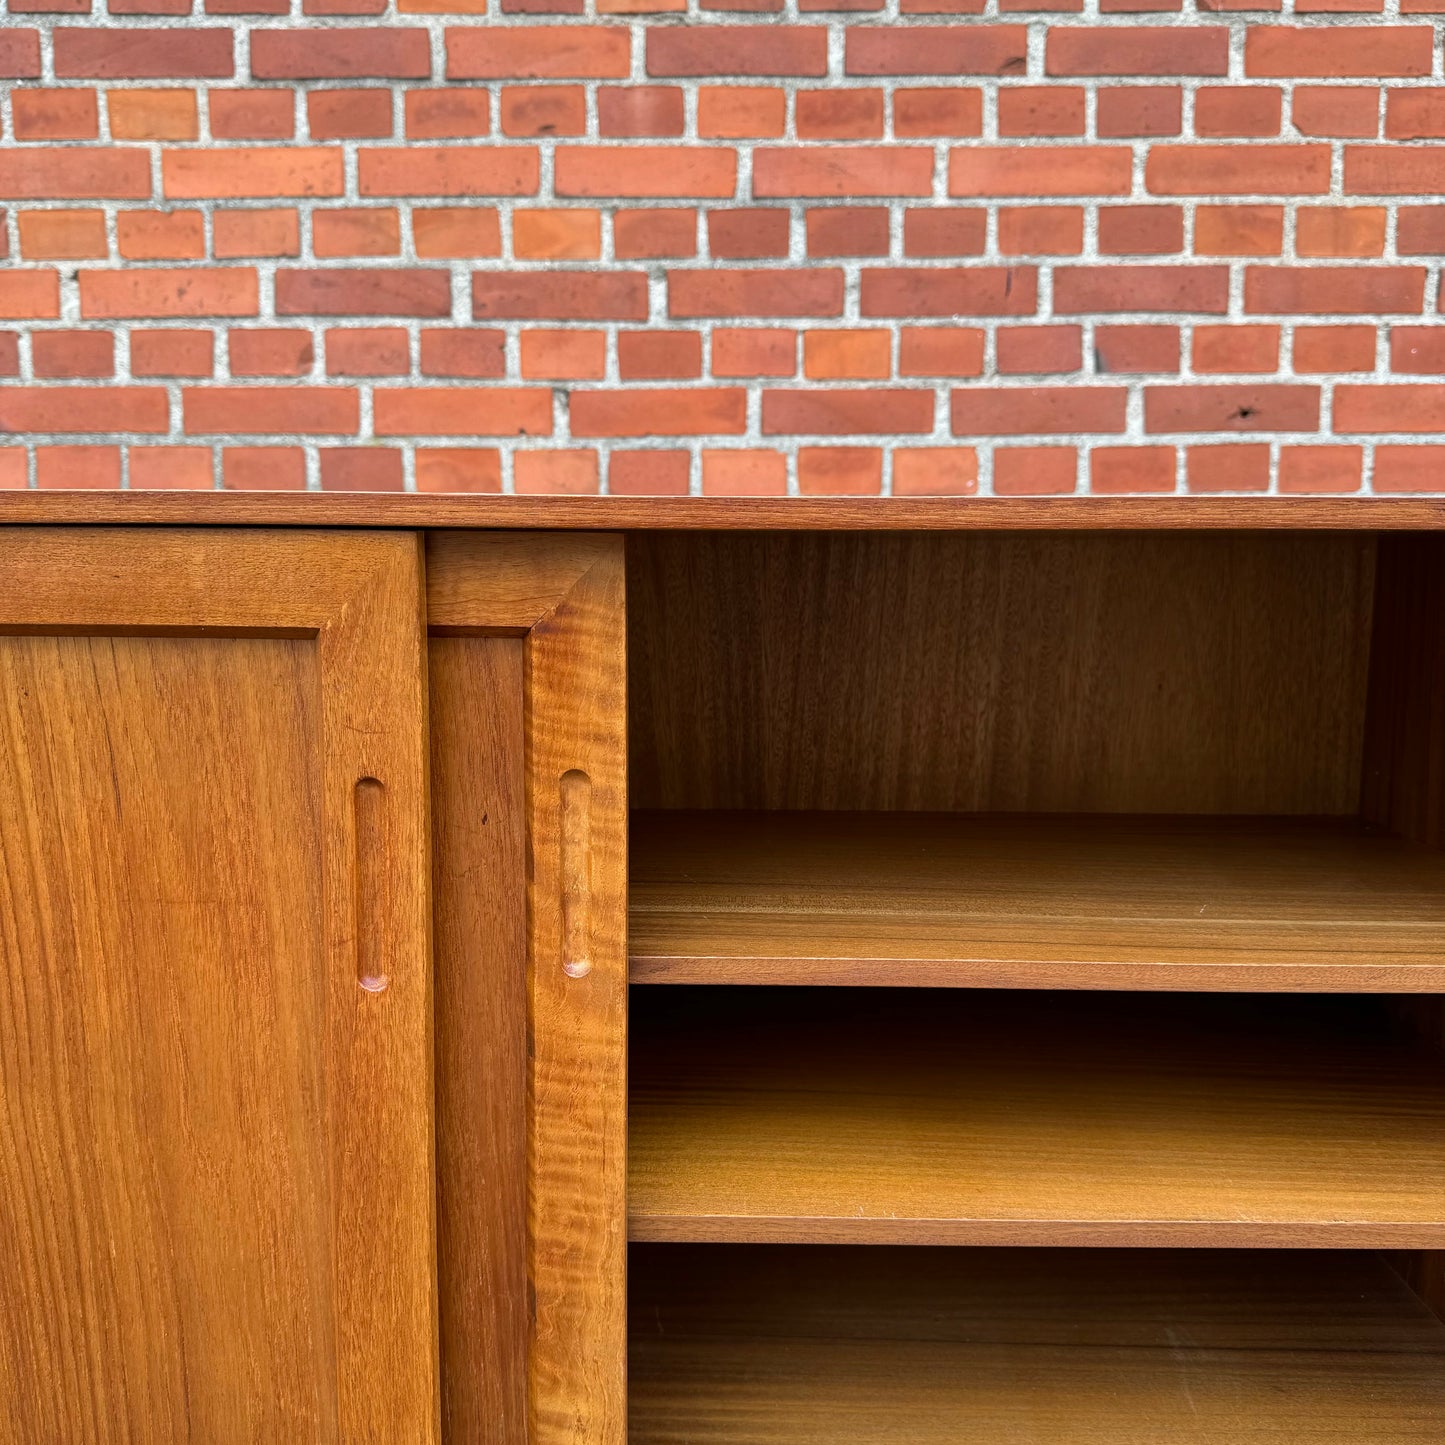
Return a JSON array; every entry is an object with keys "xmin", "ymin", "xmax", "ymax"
[{"xmin": 1, "ymin": 9, "xmax": 1443, "ymax": 497}]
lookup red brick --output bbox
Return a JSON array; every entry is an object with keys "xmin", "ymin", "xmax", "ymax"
[
  {"xmin": 415, "ymin": 207, "xmax": 502, "ymax": 259},
  {"xmin": 185, "ymin": 386, "xmax": 359, "ymax": 434},
  {"xmin": 273, "ymin": 268, "xmax": 447, "ymax": 317},
  {"xmin": 326, "ymin": 327, "xmax": 410, "ymax": 376},
  {"xmin": 599, "ymin": 85, "xmax": 685, "ymax": 137},
  {"xmin": 0, "ymin": 335, "xmax": 18, "ymax": 378},
  {"xmin": 514, "ymin": 451, "xmax": 600, "ymax": 496},
  {"xmin": 81, "ymin": 268, "xmax": 257, "ymax": 318},
  {"xmin": 571, "ymin": 388, "xmax": 747, "ymax": 437},
  {"xmin": 711, "ymin": 328, "xmax": 796, "ymax": 377},
  {"xmin": 998, "ymin": 86, "xmax": 1085, "ymax": 137},
  {"xmin": 165, "ymin": 147, "xmax": 342, "ymax": 199},
  {"xmin": 755, "ymin": 145, "xmax": 932, "ymax": 198},
  {"xmin": 129, "ymin": 447, "xmax": 214, "ymax": 491},
  {"xmin": 556, "ymin": 146, "xmax": 736, "ymax": 198},
  {"xmin": 1144, "ymin": 384, "xmax": 1319, "ymax": 432},
  {"xmin": 1293, "ymin": 86, "xmax": 1379, "ymax": 138},
  {"xmin": 1336, "ymin": 387, "xmax": 1445, "ymax": 433},
  {"xmin": 952, "ymin": 387, "xmax": 1128, "ymax": 434},
  {"xmin": 131, "ymin": 329, "xmax": 213, "ymax": 377},
  {"xmin": 1096, "ymin": 205, "xmax": 1184, "ymax": 254},
  {"xmin": 1146, "ymin": 145, "xmax": 1330, "ymax": 195},
  {"xmin": 619, "ymin": 330, "xmax": 704, "ymax": 379},
  {"xmin": 312, "ymin": 208, "xmax": 401, "ymax": 258},
  {"xmin": 1091, "ymin": 445, "xmax": 1176, "ymax": 494},
  {"xmin": 1194, "ymin": 204, "xmax": 1283, "ymax": 255},
  {"xmin": 649, "ymin": 26, "xmax": 826, "ymax": 76},
  {"xmin": 213, "ymin": 209, "xmax": 299, "ymax": 258},
  {"xmin": 475, "ymin": 272, "xmax": 646, "ymax": 321},
  {"xmin": 845, "ymin": 26, "xmax": 1027, "ymax": 76},
  {"xmin": 0, "ymin": 32, "xmax": 42, "ymax": 79},
  {"xmin": 1186, "ymin": 443, "xmax": 1270, "ymax": 493},
  {"xmin": 615, "ymin": 208, "xmax": 697, "ymax": 259},
  {"xmin": 1294, "ymin": 325, "xmax": 1376, "ymax": 373},
  {"xmin": 318, "ymin": 448, "xmax": 404, "ymax": 491},
  {"xmin": 1191, "ymin": 324, "xmax": 1280, "ymax": 373},
  {"xmin": 0, "ymin": 149, "xmax": 150, "ymax": 199},
  {"xmin": 1194, "ymin": 86, "xmax": 1281, "ymax": 138},
  {"xmin": 609, "ymin": 450, "xmax": 690, "ymax": 495},
  {"xmin": 415, "ymin": 448, "xmax": 502, "ymax": 493},
  {"xmin": 796, "ymin": 88, "xmax": 885, "ymax": 140},
  {"xmin": 513, "ymin": 209, "xmax": 600, "ymax": 260},
  {"xmin": 448, "ymin": 25, "xmax": 631, "ymax": 79},
  {"xmin": 36, "ymin": 446, "xmax": 122, "ymax": 490},
  {"xmin": 210, "ymin": 88, "xmax": 294, "ymax": 139},
  {"xmin": 373, "ymin": 387, "xmax": 551, "ymax": 437},
  {"xmin": 0, "ymin": 386, "xmax": 168, "ymax": 433},
  {"xmin": 790, "ymin": 446, "xmax": 879, "ymax": 496},
  {"xmin": 894, "ymin": 88, "xmax": 982, "ymax": 138},
  {"xmin": 1346, "ymin": 147, "xmax": 1445, "ymax": 195},
  {"xmin": 994, "ymin": 445, "xmax": 1077, "ymax": 495},
  {"xmin": 698, "ymin": 86, "xmax": 785, "ymax": 138},
  {"xmin": 1245, "ymin": 266, "xmax": 1424, "ymax": 314},
  {"xmin": 520, "ymin": 330, "xmax": 606, "ymax": 380},
  {"xmin": 1054, "ymin": 265, "xmax": 1227, "ymax": 313},
  {"xmin": 1048, "ymin": 27, "xmax": 1228, "ymax": 75},
  {"xmin": 903, "ymin": 208, "xmax": 987, "ymax": 257},
  {"xmin": 32, "ymin": 329, "xmax": 114, "ymax": 379},
  {"xmin": 997, "ymin": 206, "xmax": 1083, "ymax": 254},
  {"xmin": 671, "ymin": 268, "xmax": 843, "ymax": 318},
  {"xmin": 358, "ymin": 146, "xmax": 538, "ymax": 197},
  {"xmin": 996, "ymin": 325, "xmax": 1082, "ymax": 374},
  {"xmin": 310, "ymin": 89, "xmax": 393, "ymax": 139},
  {"xmin": 899, "ymin": 326, "xmax": 985, "ymax": 377},
  {"xmin": 1095, "ymin": 324, "xmax": 1179, "ymax": 374},
  {"xmin": 1391, "ymin": 327, "xmax": 1445, "ymax": 374},
  {"xmin": 108, "ymin": 88, "xmax": 197, "ymax": 140},
  {"xmin": 1386, "ymin": 89, "xmax": 1445, "ymax": 139},
  {"xmin": 1279, "ymin": 445, "xmax": 1362, "ymax": 493},
  {"xmin": 807, "ymin": 206, "xmax": 891, "ymax": 257},
  {"xmin": 702, "ymin": 448, "xmax": 787, "ymax": 495},
  {"xmin": 894, "ymin": 447, "xmax": 978, "ymax": 496},
  {"xmin": 862, "ymin": 267, "xmax": 1037, "ymax": 317},
  {"xmin": 0, "ymin": 272, "xmax": 61, "ymax": 318},
  {"xmin": 1373, "ymin": 447, "xmax": 1445, "ymax": 492},
  {"xmin": 228, "ymin": 328, "xmax": 315, "ymax": 377},
  {"xmin": 12, "ymin": 88, "xmax": 99, "ymax": 141},
  {"xmin": 951, "ymin": 146, "xmax": 1131, "ymax": 196},
  {"xmin": 500, "ymin": 85, "xmax": 586, "ymax": 137},
  {"xmin": 251, "ymin": 28, "xmax": 431, "ymax": 78},
  {"xmin": 709, "ymin": 209, "xmax": 789, "ymax": 259},
  {"xmin": 1097, "ymin": 86, "xmax": 1181, "ymax": 137},
  {"xmin": 1246, "ymin": 25, "xmax": 1431, "ymax": 78},
  {"xmin": 54, "ymin": 28, "xmax": 234, "ymax": 78},
  {"xmin": 1295, "ymin": 207, "xmax": 1386, "ymax": 258},
  {"xmin": 223, "ymin": 446, "xmax": 306, "ymax": 491},
  {"xmin": 404, "ymin": 89, "xmax": 486, "ymax": 140}
]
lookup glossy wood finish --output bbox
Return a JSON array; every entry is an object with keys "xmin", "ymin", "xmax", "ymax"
[
  {"xmin": 629, "ymin": 991, "xmax": 1445, "ymax": 1247},
  {"xmin": 630, "ymin": 811, "xmax": 1445, "ymax": 990},
  {"xmin": 430, "ymin": 637, "xmax": 528, "ymax": 1445},
  {"xmin": 630, "ymin": 1246, "xmax": 1445, "ymax": 1444},
  {"xmin": 426, "ymin": 533, "xmax": 628, "ymax": 1445},
  {"xmin": 0, "ymin": 529, "xmax": 436, "ymax": 1443},
  {"xmin": 629, "ymin": 533, "xmax": 1375, "ymax": 813},
  {"xmin": 1, "ymin": 493, "xmax": 1444, "ymax": 530}
]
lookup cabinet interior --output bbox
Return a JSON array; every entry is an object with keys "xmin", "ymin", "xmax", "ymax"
[{"xmin": 624, "ymin": 530, "xmax": 1445, "ymax": 1439}]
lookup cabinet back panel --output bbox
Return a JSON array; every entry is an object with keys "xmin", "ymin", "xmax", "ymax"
[{"xmin": 629, "ymin": 532, "xmax": 1376, "ymax": 814}]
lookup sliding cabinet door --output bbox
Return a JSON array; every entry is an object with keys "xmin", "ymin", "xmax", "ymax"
[{"xmin": 0, "ymin": 529, "xmax": 436, "ymax": 1444}]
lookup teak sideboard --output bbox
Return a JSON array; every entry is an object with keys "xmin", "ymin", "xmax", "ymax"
[{"xmin": 2, "ymin": 495, "xmax": 1444, "ymax": 1445}]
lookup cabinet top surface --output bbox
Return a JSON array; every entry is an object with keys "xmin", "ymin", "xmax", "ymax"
[{"xmin": 0, "ymin": 493, "xmax": 1442, "ymax": 531}]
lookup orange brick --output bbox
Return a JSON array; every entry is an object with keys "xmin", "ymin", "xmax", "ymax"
[
  {"xmin": 223, "ymin": 446, "xmax": 307, "ymax": 491},
  {"xmin": 1296, "ymin": 206, "xmax": 1387, "ymax": 258},
  {"xmin": 514, "ymin": 449, "xmax": 600, "ymax": 495},
  {"xmin": 1191, "ymin": 324, "xmax": 1280, "ymax": 374},
  {"xmin": 1193, "ymin": 204, "xmax": 1283, "ymax": 257},
  {"xmin": 1090, "ymin": 445, "xmax": 1176, "ymax": 494},
  {"xmin": 1186, "ymin": 443, "xmax": 1271, "ymax": 493},
  {"xmin": 697, "ymin": 86, "xmax": 785, "ymax": 139},
  {"xmin": 36, "ymin": 445, "xmax": 122, "ymax": 490},
  {"xmin": 129, "ymin": 445, "xmax": 213, "ymax": 490},
  {"xmin": 415, "ymin": 447, "xmax": 502, "ymax": 493},
  {"xmin": 115, "ymin": 210, "xmax": 205, "ymax": 261},
  {"xmin": 213, "ymin": 208, "xmax": 300, "ymax": 258},
  {"xmin": 608, "ymin": 450, "xmax": 690, "ymax": 495},
  {"xmin": 413, "ymin": 206, "xmax": 502, "ymax": 259},
  {"xmin": 797, "ymin": 446, "xmax": 882, "ymax": 496},
  {"xmin": 711, "ymin": 328, "xmax": 796, "ymax": 377},
  {"xmin": 701, "ymin": 448, "xmax": 787, "ymax": 495},
  {"xmin": 312, "ymin": 207, "xmax": 402, "ymax": 257},
  {"xmin": 893, "ymin": 446, "xmax": 978, "ymax": 495},
  {"xmin": 513, "ymin": 208, "xmax": 601, "ymax": 260},
  {"xmin": 108, "ymin": 88, "xmax": 198, "ymax": 140},
  {"xmin": 995, "ymin": 446, "xmax": 1078, "ymax": 495},
  {"xmin": 18, "ymin": 208, "xmax": 107, "ymax": 259},
  {"xmin": 804, "ymin": 329, "xmax": 891, "ymax": 380},
  {"xmin": 520, "ymin": 329, "xmax": 606, "ymax": 380},
  {"xmin": 0, "ymin": 271, "xmax": 60, "ymax": 318},
  {"xmin": 81, "ymin": 268, "xmax": 258, "ymax": 319}
]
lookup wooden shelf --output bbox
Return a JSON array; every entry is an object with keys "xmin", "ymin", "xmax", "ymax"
[
  {"xmin": 629, "ymin": 991, "xmax": 1445, "ymax": 1246},
  {"xmin": 629, "ymin": 1245, "xmax": 1445, "ymax": 1444},
  {"xmin": 630, "ymin": 811, "xmax": 1445, "ymax": 990}
]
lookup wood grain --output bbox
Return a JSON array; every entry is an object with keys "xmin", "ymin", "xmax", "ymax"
[
  {"xmin": 0, "ymin": 529, "xmax": 437, "ymax": 1443},
  {"xmin": 0, "ymin": 492, "xmax": 1443, "ymax": 530},
  {"xmin": 430, "ymin": 637, "xmax": 528, "ymax": 1445},
  {"xmin": 630, "ymin": 1245, "xmax": 1445, "ymax": 1444},
  {"xmin": 629, "ymin": 990, "xmax": 1445, "ymax": 1247},
  {"xmin": 628, "ymin": 532, "xmax": 1375, "ymax": 813},
  {"xmin": 630, "ymin": 811, "xmax": 1445, "ymax": 989},
  {"xmin": 425, "ymin": 533, "xmax": 628, "ymax": 1445}
]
